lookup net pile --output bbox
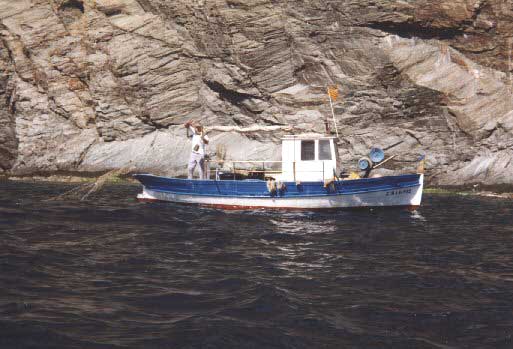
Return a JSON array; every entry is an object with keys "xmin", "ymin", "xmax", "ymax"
[{"xmin": 215, "ymin": 144, "xmax": 227, "ymax": 168}]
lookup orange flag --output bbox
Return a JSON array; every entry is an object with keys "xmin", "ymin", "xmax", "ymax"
[{"xmin": 327, "ymin": 86, "xmax": 339, "ymax": 101}]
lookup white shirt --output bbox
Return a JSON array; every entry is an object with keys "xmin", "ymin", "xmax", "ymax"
[{"xmin": 189, "ymin": 126, "xmax": 209, "ymax": 156}]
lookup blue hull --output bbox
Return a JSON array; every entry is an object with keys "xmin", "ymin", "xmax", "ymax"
[{"xmin": 133, "ymin": 174, "xmax": 422, "ymax": 198}]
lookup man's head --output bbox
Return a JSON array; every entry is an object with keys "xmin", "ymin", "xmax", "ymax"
[{"xmin": 195, "ymin": 125, "xmax": 203, "ymax": 133}]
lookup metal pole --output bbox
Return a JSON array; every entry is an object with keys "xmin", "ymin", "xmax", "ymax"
[
  {"xmin": 293, "ymin": 135, "xmax": 296, "ymax": 182},
  {"xmin": 327, "ymin": 87, "xmax": 340, "ymax": 139}
]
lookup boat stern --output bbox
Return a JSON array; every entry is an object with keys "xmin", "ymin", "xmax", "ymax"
[{"xmin": 409, "ymin": 174, "xmax": 424, "ymax": 208}]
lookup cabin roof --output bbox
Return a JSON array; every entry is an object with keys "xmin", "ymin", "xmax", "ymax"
[{"xmin": 281, "ymin": 133, "xmax": 336, "ymax": 140}]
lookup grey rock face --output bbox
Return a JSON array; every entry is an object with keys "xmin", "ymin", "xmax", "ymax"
[
  {"xmin": 0, "ymin": 0, "xmax": 512, "ymax": 185},
  {"xmin": 0, "ymin": 32, "xmax": 17, "ymax": 171}
]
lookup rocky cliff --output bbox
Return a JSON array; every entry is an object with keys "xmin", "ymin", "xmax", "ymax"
[{"xmin": 1, "ymin": 0, "xmax": 512, "ymax": 185}]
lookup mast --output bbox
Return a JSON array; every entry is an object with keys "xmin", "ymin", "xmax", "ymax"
[{"xmin": 327, "ymin": 86, "xmax": 340, "ymax": 138}]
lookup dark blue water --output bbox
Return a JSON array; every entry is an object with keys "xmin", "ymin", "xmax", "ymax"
[{"xmin": 1, "ymin": 180, "xmax": 513, "ymax": 348}]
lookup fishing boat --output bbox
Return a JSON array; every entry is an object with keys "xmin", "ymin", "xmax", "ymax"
[{"xmin": 134, "ymin": 134, "xmax": 424, "ymax": 210}]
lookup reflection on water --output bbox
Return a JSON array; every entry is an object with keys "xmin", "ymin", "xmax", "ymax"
[
  {"xmin": 409, "ymin": 210, "xmax": 426, "ymax": 221},
  {"xmin": 1, "ymin": 180, "xmax": 513, "ymax": 348}
]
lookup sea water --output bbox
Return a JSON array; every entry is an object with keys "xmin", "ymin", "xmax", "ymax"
[{"xmin": 1, "ymin": 180, "xmax": 513, "ymax": 348}]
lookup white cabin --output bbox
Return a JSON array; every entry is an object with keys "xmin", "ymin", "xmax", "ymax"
[{"xmin": 275, "ymin": 134, "xmax": 338, "ymax": 182}]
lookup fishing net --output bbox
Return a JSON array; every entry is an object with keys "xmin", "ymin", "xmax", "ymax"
[
  {"xmin": 46, "ymin": 166, "xmax": 134, "ymax": 202},
  {"xmin": 215, "ymin": 144, "xmax": 226, "ymax": 166}
]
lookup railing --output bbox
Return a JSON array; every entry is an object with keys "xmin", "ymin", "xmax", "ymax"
[
  {"xmin": 205, "ymin": 160, "xmax": 280, "ymax": 180},
  {"xmin": 204, "ymin": 159, "xmax": 335, "ymax": 181}
]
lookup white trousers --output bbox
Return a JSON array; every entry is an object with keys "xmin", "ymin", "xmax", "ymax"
[{"xmin": 188, "ymin": 153, "xmax": 205, "ymax": 179}]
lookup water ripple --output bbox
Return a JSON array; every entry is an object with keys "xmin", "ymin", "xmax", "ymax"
[{"xmin": 1, "ymin": 180, "xmax": 513, "ymax": 348}]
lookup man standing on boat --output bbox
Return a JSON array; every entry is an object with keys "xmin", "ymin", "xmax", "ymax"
[{"xmin": 184, "ymin": 120, "xmax": 209, "ymax": 179}]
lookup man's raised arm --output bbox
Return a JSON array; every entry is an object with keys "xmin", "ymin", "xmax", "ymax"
[{"xmin": 184, "ymin": 120, "xmax": 195, "ymax": 137}]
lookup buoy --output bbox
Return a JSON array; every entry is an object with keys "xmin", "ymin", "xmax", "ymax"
[
  {"xmin": 323, "ymin": 178, "xmax": 335, "ymax": 188},
  {"xmin": 369, "ymin": 147, "xmax": 385, "ymax": 163},
  {"xmin": 323, "ymin": 178, "xmax": 336, "ymax": 192},
  {"xmin": 266, "ymin": 179, "xmax": 277, "ymax": 194},
  {"xmin": 358, "ymin": 157, "xmax": 372, "ymax": 171}
]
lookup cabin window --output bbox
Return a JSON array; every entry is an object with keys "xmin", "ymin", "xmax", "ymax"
[
  {"xmin": 301, "ymin": 140, "xmax": 315, "ymax": 161},
  {"xmin": 318, "ymin": 140, "xmax": 332, "ymax": 160}
]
